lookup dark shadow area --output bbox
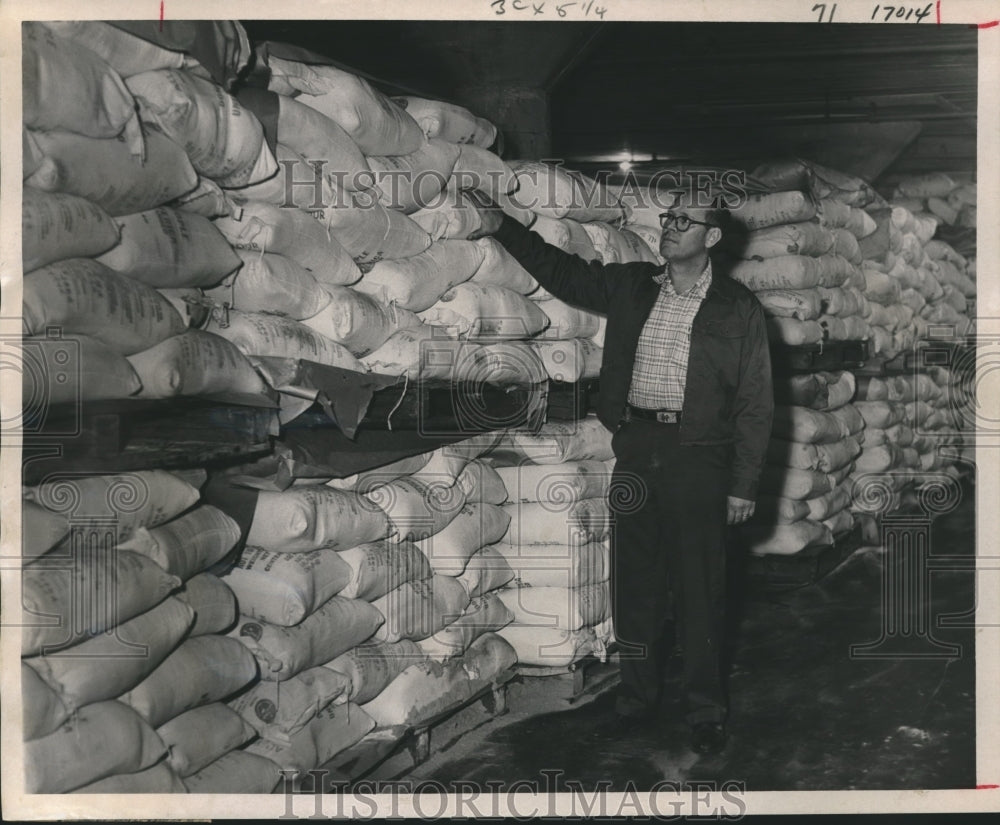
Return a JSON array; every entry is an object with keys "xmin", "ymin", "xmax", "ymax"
[{"xmin": 418, "ymin": 481, "xmax": 975, "ymax": 791}]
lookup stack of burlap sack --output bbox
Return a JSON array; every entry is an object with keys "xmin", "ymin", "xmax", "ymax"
[
  {"xmin": 21, "ymin": 469, "xmax": 283, "ymax": 793},
  {"xmin": 748, "ymin": 372, "xmax": 862, "ymax": 555},
  {"xmin": 222, "ymin": 431, "xmax": 519, "ymax": 748},
  {"xmin": 485, "ymin": 416, "xmax": 617, "ymax": 665}
]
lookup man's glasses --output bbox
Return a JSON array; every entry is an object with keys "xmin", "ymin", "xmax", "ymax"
[{"xmin": 658, "ymin": 212, "xmax": 717, "ymax": 231}]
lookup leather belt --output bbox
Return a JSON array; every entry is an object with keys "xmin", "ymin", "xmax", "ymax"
[{"xmin": 625, "ymin": 404, "xmax": 681, "ymax": 424}]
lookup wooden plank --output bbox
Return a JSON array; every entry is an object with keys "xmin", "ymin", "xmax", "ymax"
[
  {"xmin": 22, "ymin": 400, "xmax": 277, "ymax": 484},
  {"xmin": 769, "ymin": 340, "xmax": 871, "ymax": 375},
  {"xmin": 309, "ymin": 672, "xmax": 515, "ymax": 787},
  {"xmin": 546, "ymin": 379, "xmax": 598, "ymax": 421},
  {"xmin": 745, "ymin": 523, "xmax": 865, "ymax": 593},
  {"xmin": 514, "ymin": 650, "xmax": 619, "ymax": 704},
  {"xmin": 405, "ymin": 670, "xmax": 515, "ymax": 733},
  {"xmin": 363, "ymin": 381, "xmax": 546, "ymax": 434},
  {"xmin": 293, "ymin": 728, "xmax": 407, "ymax": 792}
]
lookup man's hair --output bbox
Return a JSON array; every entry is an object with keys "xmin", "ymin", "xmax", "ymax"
[
  {"xmin": 665, "ymin": 189, "xmax": 729, "ymax": 229},
  {"xmin": 706, "ymin": 204, "xmax": 729, "ymax": 230}
]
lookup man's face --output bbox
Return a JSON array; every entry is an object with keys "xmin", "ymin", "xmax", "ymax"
[{"xmin": 658, "ymin": 200, "xmax": 721, "ymax": 262}]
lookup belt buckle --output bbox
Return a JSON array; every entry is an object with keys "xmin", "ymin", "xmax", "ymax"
[{"xmin": 656, "ymin": 410, "xmax": 678, "ymax": 424}]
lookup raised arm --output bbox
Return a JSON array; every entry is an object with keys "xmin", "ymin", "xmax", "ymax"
[{"xmin": 488, "ymin": 214, "xmax": 634, "ymax": 314}]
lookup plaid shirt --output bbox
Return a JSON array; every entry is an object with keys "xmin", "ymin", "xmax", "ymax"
[{"xmin": 627, "ymin": 260, "xmax": 713, "ymax": 410}]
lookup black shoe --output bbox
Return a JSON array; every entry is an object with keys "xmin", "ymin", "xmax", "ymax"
[{"xmin": 690, "ymin": 721, "xmax": 727, "ymax": 755}]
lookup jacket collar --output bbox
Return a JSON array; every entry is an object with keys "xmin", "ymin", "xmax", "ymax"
[
  {"xmin": 706, "ymin": 275, "xmax": 735, "ymax": 302},
  {"xmin": 654, "ymin": 257, "xmax": 734, "ymax": 302}
]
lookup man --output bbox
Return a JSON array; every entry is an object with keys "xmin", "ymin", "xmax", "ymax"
[{"xmin": 471, "ymin": 187, "xmax": 773, "ymax": 755}]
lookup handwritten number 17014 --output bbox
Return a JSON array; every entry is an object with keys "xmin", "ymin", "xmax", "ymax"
[{"xmin": 871, "ymin": 3, "xmax": 935, "ymax": 22}]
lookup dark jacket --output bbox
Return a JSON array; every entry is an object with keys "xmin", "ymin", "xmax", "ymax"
[{"xmin": 494, "ymin": 214, "xmax": 773, "ymax": 501}]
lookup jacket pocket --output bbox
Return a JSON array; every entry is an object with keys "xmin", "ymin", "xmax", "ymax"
[{"xmin": 692, "ymin": 320, "xmax": 744, "ymax": 402}]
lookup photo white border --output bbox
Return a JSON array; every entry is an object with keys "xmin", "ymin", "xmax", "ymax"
[{"xmin": 1, "ymin": 0, "xmax": 998, "ymax": 818}]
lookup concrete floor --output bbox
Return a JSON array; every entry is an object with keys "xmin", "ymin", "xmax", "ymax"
[{"xmin": 390, "ymin": 483, "xmax": 976, "ymax": 792}]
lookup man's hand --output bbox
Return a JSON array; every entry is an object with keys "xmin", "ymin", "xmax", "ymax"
[
  {"xmin": 465, "ymin": 190, "xmax": 506, "ymax": 240},
  {"xmin": 727, "ymin": 496, "xmax": 755, "ymax": 525}
]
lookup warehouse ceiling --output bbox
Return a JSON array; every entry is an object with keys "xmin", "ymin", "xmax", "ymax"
[{"xmin": 243, "ymin": 20, "xmax": 978, "ymax": 193}]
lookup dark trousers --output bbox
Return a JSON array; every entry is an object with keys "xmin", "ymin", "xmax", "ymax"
[{"xmin": 609, "ymin": 418, "xmax": 730, "ymax": 725}]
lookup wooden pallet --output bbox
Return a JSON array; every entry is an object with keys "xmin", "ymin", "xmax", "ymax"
[
  {"xmin": 513, "ymin": 648, "xmax": 620, "ymax": 704},
  {"xmin": 855, "ymin": 338, "xmax": 976, "ymax": 378},
  {"xmin": 287, "ymin": 727, "xmax": 407, "ymax": 792},
  {"xmin": 362, "ymin": 380, "xmax": 546, "ymax": 434},
  {"xmin": 22, "ymin": 399, "xmax": 277, "ymax": 485},
  {"xmin": 769, "ymin": 339, "xmax": 871, "ymax": 375},
  {"xmin": 745, "ymin": 522, "xmax": 866, "ymax": 593},
  {"xmin": 546, "ymin": 379, "xmax": 600, "ymax": 421},
  {"xmin": 300, "ymin": 670, "xmax": 515, "ymax": 790}
]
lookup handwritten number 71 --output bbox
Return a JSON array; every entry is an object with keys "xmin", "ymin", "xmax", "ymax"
[{"xmin": 812, "ymin": 3, "xmax": 837, "ymax": 22}]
